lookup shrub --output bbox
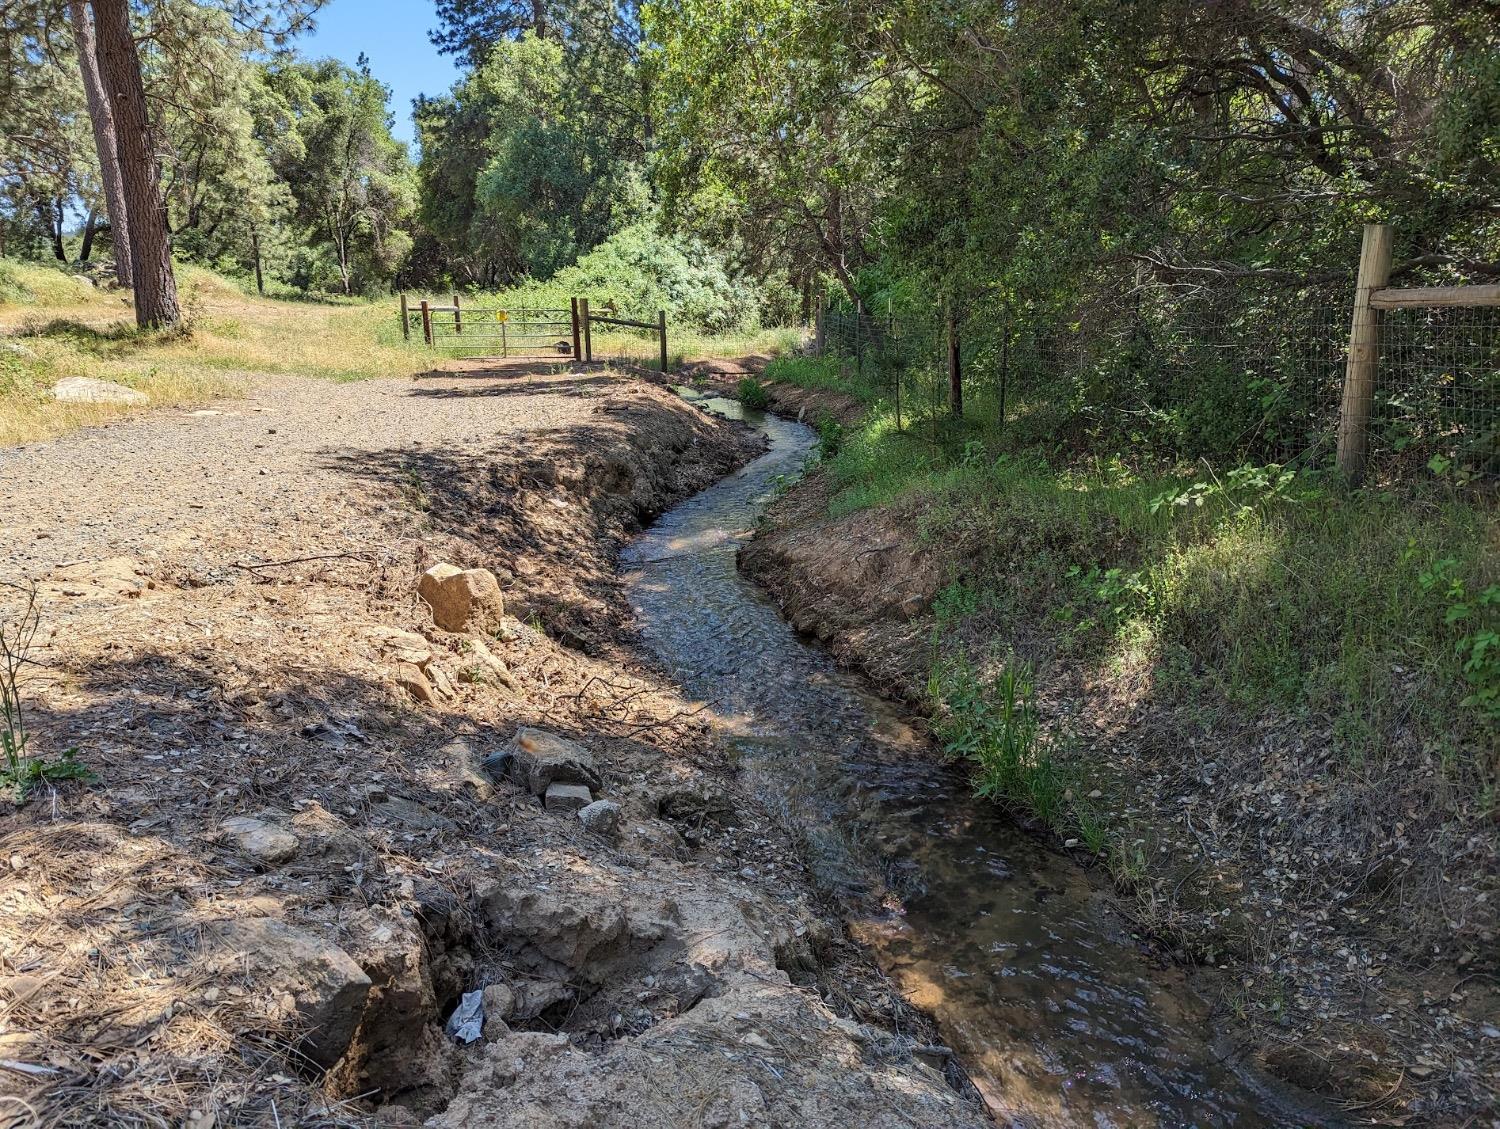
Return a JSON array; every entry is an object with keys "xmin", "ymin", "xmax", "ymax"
[
  {"xmin": 737, "ymin": 376, "xmax": 769, "ymax": 408},
  {"xmin": 489, "ymin": 223, "xmax": 764, "ymax": 334}
]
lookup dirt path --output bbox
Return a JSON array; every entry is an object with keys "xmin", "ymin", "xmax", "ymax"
[{"xmin": 0, "ymin": 365, "xmax": 987, "ymax": 1127}]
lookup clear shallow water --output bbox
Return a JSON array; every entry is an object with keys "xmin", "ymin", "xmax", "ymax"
[{"xmin": 622, "ymin": 390, "xmax": 1326, "ymax": 1128}]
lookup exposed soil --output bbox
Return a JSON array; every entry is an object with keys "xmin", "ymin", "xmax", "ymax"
[
  {"xmin": 735, "ymin": 377, "xmax": 1500, "ymax": 1127},
  {"xmin": 0, "ymin": 363, "xmax": 986, "ymax": 1127}
]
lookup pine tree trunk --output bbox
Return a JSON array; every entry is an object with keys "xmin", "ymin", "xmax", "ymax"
[
  {"xmin": 90, "ymin": 0, "xmax": 180, "ymax": 328},
  {"xmin": 70, "ymin": 0, "xmax": 132, "ymax": 289},
  {"xmin": 37, "ymin": 200, "xmax": 66, "ymax": 262},
  {"xmin": 80, "ymin": 207, "xmax": 98, "ymax": 262},
  {"xmin": 251, "ymin": 227, "xmax": 264, "ymax": 295}
]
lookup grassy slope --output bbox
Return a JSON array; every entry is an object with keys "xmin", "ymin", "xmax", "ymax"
[
  {"xmin": 757, "ymin": 351, "xmax": 1500, "ymax": 1112},
  {"xmin": 766, "ymin": 354, "xmax": 1498, "ymax": 760},
  {"xmin": 0, "ymin": 260, "xmax": 430, "ymax": 446}
]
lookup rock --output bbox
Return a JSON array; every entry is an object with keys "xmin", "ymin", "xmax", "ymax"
[
  {"xmin": 219, "ymin": 815, "xmax": 298, "ymax": 864},
  {"xmin": 419, "ymin": 564, "xmax": 504, "ymax": 632},
  {"xmin": 577, "ymin": 799, "xmax": 621, "ymax": 838},
  {"xmin": 544, "ymin": 782, "xmax": 593, "ymax": 813},
  {"xmin": 396, "ymin": 662, "xmax": 438, "ymax": 706},
  {"xmin": 206, "ymin": 919, "xmax": 371, "ymax": 1067},
  {"xmin": 0, "ymin": 341, "xmax": 35, "ymax": 359},
  {"xmin": 484, "ymin": 727, "xmax": 601, "ymax": 796},
  {"xmin": 466, "ymin": 636, "xmax": 520, "ymax": 692},
  {"xmin": 427, "ymin": 662, "xmax": 456, "ymax": 698},
  {"xmin": 365, "ymin": 790, "xmax": 457, "ymax": 833},
  {"xmin": 332, "ymin": 906, "xmax": 451, "ymax": 1095},
  {"xmin": 507, "ymin": 979, "xmax": 573, "ymax": 1021},
  {"xmin": 52, "ymin": 376, "xmax": 148, "ymax": 405},
  {"xmin": 430, "ymin": 736, "xmax": 494, "ymax": 800},
  {"xmin": 481, "ymin": 984, "xmax": 514, "ymax": 1041}
]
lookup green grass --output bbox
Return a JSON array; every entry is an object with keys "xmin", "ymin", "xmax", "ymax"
[{"xmin": 769, "ymin": 354, "xmax": 1499, "ymax": 771}]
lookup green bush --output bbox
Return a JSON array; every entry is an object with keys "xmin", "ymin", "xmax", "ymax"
[
  {"xmin": 737, "ymin": 376, "xmax": 769, "ymax": 408},
  {"xmin": 491, "ymin": 223, "xmax": 764, "ymax": 333}
]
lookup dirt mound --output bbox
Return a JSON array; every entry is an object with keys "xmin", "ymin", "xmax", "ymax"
[{"xmin": 0, "ymin": 368, "xmax": 983, "ymax": 1126}]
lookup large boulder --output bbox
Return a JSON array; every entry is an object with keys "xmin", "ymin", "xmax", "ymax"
[
  {"xmin": 206, "ymin": 918, "xmax": 371, "ymax": 1068},
  {"xmin": 483, "ymin": 728, "xmax": 601, "ymax": 796},
  {"xmin": 52, "ymin": 376, "xmax": 147, "ymax": 405},
  {"xmin": 418, "ymin": 564, "xmax": 504, "ymax": 632}
]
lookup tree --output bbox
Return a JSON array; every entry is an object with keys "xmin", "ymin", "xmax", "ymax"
[
  {"xmin": 91, "ymin": 0, "xmax": 180, "ymax": 326},
  {"xmin": 431, "ymin": 0, "xmax": 556, "ymax": 66},
  {"xmin": 67, "ymin": 0, "xmax": 129, "ymax": 285},
  {"xmin": 260, "ymin": 57, "xmax": 414, "ymax": 294}
]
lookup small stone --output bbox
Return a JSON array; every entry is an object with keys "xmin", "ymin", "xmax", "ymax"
[
  {"xmin": 544, "ymin": 782, "xmax": 593, "ymax": 812},
  {"xmin": 396, "ymin": 663, "xmax": 438, "ymax": 706},
  {"xmin": 481, "ymin": 983, "xmax": 515, "ymax": 1041},
  {"xmin": 218, "ymin": 816, "xmax": 298, "ymax": 864},
  {"xmin": 577, "ymin": 799, "xmax": 621, "ymax": 837},
  {"xmin": 1063, "ymin": 838, "xmax": 1080, "ymax": 848},
  {"xmin": 419, "ymin": 563, "xmax": 504, "ymax": 632}
]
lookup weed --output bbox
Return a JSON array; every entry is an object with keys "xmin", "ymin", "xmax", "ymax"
[
  {"xmin": 815, "ymin": 416, "xmax": 844, "ymax": 461},
  {"xmin": 737, "ymin": 376, "xmax": 770, "ymax": 409},
  {"xmin": 1, "ymin": 586, "xmax": 93, "ymax": 804}
]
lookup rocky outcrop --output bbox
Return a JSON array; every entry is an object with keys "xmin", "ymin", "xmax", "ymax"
[{"xmin": 205, "ymin": 918, "xmax": 371, "ymax": 1068}]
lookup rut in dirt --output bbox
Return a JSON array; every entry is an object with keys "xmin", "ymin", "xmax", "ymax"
[{"xmin": 621, "ymin": 389, "xmax": 1333, "ymax": 1129}]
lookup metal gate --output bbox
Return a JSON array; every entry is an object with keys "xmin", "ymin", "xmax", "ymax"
[{"xmin": 403, "ymin": 295, "xmax": 577, "ymax": 359}]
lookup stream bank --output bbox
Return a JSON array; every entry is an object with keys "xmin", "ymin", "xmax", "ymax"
[
  {"xmin": 725, "ymin": 369, "xmax": 1498, "ymax": 1127},
  {"xmin": 0, "ymin": 366, "xmax": 981, "ymax": 1127}
]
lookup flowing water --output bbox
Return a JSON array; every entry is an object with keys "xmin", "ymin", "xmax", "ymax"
[{"xmin": 622, "ymin": 391, "xmax": 1326, "ymax": 1128}]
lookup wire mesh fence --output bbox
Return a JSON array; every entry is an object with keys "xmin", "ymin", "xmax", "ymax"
[{"xmin": 820, "ymin": 277, "xmax": 1500, "ymax": 479}]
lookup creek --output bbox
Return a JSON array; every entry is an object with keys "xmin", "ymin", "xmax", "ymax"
[{"xmin": 621, "ymin": 390, "xmax": 1324, "ymax": 1128}]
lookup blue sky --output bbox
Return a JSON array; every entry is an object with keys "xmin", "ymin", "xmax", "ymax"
[{"xmin": 299, "ymin": 0, "xmax": 460, "ymax": 146}]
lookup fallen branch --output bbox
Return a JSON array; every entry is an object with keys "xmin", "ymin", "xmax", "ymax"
[{"xmin": 230, "ymin": 552, "xmax": 374, "ymax": 572}]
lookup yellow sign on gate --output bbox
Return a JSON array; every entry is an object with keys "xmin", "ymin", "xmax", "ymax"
[{"xmin": 495, "ymin": 309, "xmax": 509, "ymax": 323}]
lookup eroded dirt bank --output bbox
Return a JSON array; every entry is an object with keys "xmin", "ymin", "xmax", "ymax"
[
  {"xmin": 0, "ymin": 365, "xmax": 986, "ymax": 1127},
  {"xmin": 735, "ymin": 379, "xmax": 1499, "ymax": 1126}
]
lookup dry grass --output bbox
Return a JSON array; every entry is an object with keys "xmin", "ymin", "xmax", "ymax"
[{"xmin": 0, "ymin": 263, "xmax": 432, "ymax": 447}]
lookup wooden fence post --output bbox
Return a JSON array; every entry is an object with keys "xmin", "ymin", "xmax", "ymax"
[
  {"xmin": 580, "ymin": 298, "xmax": 592, "ymax": 362},
  {"xmin": 1336, "ymin": 223, "xmax": 1394, "ymax": 483},
  {"xmin": 946, "ymin": 306, "xmax": 963, "ymax": 419},
  {"xmin": 399, "ymin": 292, "xmax": 409, "ymax": 340},
  {"xmin": 657, "ymin": 309, "xmax": 668, "ymax": 372},
  {"xmin": 453, "ymin": 292, "xmax": 462, "ymax": 335},
  {"xmin": 420, "ymin": 300, "xmax": 432, "ymax": 346},
  {"xmin": 570, "ymin": 297, "xmax": 582, "ymax": 360},
  {"xmin": 814, "ymin": 303, "xmax": 825, "ymax": 355}
]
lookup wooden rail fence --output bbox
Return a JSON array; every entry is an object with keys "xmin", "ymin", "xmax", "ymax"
[
  {"xmin": 1337, "ymin": 223, "xmax": 1500, "ymax": 483},
  {"xmin": 400, "ymin": 293, "xmax": 669, "ymax": 371}
]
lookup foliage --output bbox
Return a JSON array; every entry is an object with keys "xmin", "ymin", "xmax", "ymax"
[
  {"xmin": 1, "ymin": 585, "xmax": 93, "ymax": 804},
  {"xmin": 259, "ymin": 57, "xmax": 415, "ymax": 295},
  {"xmin": 413, "ymin": 8, "xmax": 647, "ymax": 289},
  {"xmin": 1416, "ymin": 553, "xmax": 1500, "ymax": 723},
  {"xmin": 492, "ymin": 223, "xmax": 764, "ymax": 332},
  {"xmin": 736, "ymin": 376, "xmax": 768, "ymax": 409}
]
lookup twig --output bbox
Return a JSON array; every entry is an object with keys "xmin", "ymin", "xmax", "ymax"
[{"xmin": 229, "ymin": 552, "xmax": 374, "ymax": 572}]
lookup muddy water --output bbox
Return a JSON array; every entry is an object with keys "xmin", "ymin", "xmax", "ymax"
[{"xmin": 622, "ymin": 391, "xmax": 1315, "ymax": 1128}]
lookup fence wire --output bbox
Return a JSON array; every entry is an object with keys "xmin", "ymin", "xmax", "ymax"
[{"xmin": 821, "ymin": 279, "xmax": 1499, "ymax": 479}]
